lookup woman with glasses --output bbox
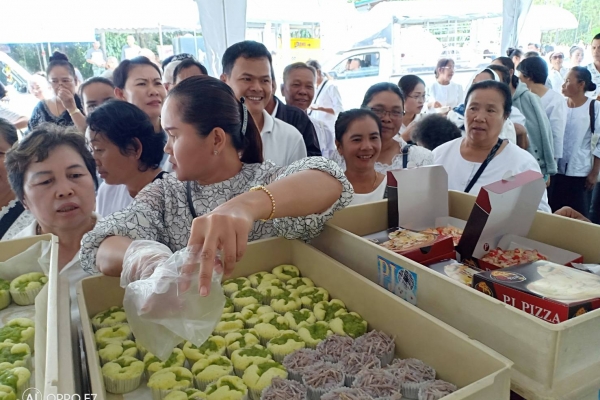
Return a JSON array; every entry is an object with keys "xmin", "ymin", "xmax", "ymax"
[
  {"xmin": 28, "ymin": 52, "xmax": 86, "ymax": 133},
  {"xmin": 398, "ymin": 75, "xmax": 426, "ymax": 142},
  {"xmin": 331, "ymin": 83, "xmax": 432, "ymax": 172},
  {"xmin": 548, "ymin": 52, "xmax": 568, "ymax": 94},
  {"xmin": 427, "ymin": 58, "xmax": 463, "ymax": 110}
]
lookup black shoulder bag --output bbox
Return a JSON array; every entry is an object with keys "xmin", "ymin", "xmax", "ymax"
[
  {"xmin": 464, "ymin": 138, "xmax": 505, "ymax": 193},
  {"xmin": 0, "ymin": 201, "xmax": 25, "ymax": 239},
  {"xmin": 401, "ymin": 144, "xmax": 413, "ymax": 169}
]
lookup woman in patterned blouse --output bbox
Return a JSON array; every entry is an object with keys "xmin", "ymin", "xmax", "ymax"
[{"xmin": 80, "ymin": 75, "xmax": 353, "ymax": 295}]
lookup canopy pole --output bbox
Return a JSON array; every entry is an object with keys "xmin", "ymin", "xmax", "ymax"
[
  {"xmin": 47, "ymin": 43, "xmax": 52, "ymax": 58},
  {"xmin": 159, "ymin": 24, "xmax": 164, "ymax": 47}
]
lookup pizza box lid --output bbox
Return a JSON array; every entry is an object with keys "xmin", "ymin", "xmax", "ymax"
[
  {"xmin": 389, "ymin": 165, "xmax": 450, "ymax": 231},
  {"xmin": 474, "ymin": 261, "xmax": 600, "ymax": 305},
  {"xmin": 428, "ymin": 259, "xmax": 482, "ymax": 286},
  {"xmin": 496, "ymin": 234, "xmax": 583, "ymax": 266},
  {"xmin": 456, "ymin": 170, "xmax": 546, "ymax": 261}
]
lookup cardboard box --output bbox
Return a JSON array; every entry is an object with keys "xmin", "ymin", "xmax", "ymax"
[
  {"xmin": 77, "ymin": 238, "xmax": 512, "ymax": 400},
  {"xmin": 368, "ymin": 166, "xmax": 465, "ymax": 264},
  {"xmin": 311, "ymin": 194, "xmax": 600, "ymax": 399},
  {"xmin": 0, "ymin": 235, "xmax": 75, "ymax": 397},
  {"xmin": 428, "ymin": 260, "xmax": 481, "ymax": 286},
  {"xmin": 473, "ymin": 234, "xmax": 583, "ymax": 271},
  {"xmin": 472, "ymin": 262, "xmax": 600, "ymax": 324}
]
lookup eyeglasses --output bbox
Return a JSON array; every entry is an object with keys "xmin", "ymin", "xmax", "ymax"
[
  {"xmin": 552, "ymin": 54, "xmax": 564, "ymax": 59},
  {"xmin": 441, "ymin": 66, "xmax": 455, "ymax": 71},
  {"xmin": 407, "ymin": 95, "xmax": 426, "ymax": 101},
  {"xmin": 370, "ymin": 107, "xmax": 403, "ymax": 118},
  {"xmin": 49, "ymin": 78, "xmax": 74, "ymax": 86}
]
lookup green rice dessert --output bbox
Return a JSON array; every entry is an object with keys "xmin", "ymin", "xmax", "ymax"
[
  {"xmin": 144, "ymin": 348, "xmax": 186, "ymax": 379},
  {"xmin": 254, "ymin": 313, "xmax": 289, "ymax": 345},
  {"xmin": 136, "ymin": 341, "xmax": 148, "ymax": 359},
  {"xmin": 214, "ymin": 313, "xmax": 246, "ymax": 336},
  {"xmin": 147, "ymin": 367, "xmax": 194, "ymax": 400},
  {"xmin": 284, "ymin": 309, "xmax": 316, "ymax": 331},
  {"xmin": 191, "ymin": 354, "xmax": 234, "ymax": 390},
  {"xmin": 102, "ymin": 355, "xmax": 144, "ymax": 394},
  {"xmin": 0, "ymin": 343, "xmax": 31, "ymax": 370},
  {"xmin": 240, "ymin": 304, "xmax": 274, "ymax": 328},
  {"xmin": 0, "ymin": 367, "xmax": 30, "ymax": 398},
  {"xmin": 298, "ymin": 322, "xmax": 334, "ymax": 348},
  {"xmin": 242, "ymin": 361, "xmax": 288, "ymax": 400},
  {"xmin": 257, "ymin": 284, "xmax": 286, "ymax": 305},
  {"xmin": 205, "ymin": 376, "xmax": 248, "ymax": 400},
  {"xmin": 271, "ymin": 265, "xmax": 300, "ymax": 282},
  {"xmin": 94, "ymin": 324, "xmax": 132, "ymax": 348},
  {"xmin": 182, "ymin": 336, "xmax": 226, "ymax": 365},
  {"xmin": 313, "ymin": 299, "xmax": 347, "ymax": 322},
  {"xmin": 285, "ymin": 277, "xmax": 314, "ymax": 294},
  {"xmin": 222, "ymin": 278, "xmax": 251, "ymax": 297},
  {"xmin": 0, "ymin": 318, "xmax": 35, "ymax": 350},
  {"xmin": 270, "ymin": 290, "xmax": 302, "ymax": 313},
  {"xmin": 230, "ymin": 344, "xmax": 273, "ymax": 377},
  {"xmin": 231, "ymin": 289, "xmax": 264, "ymax": 312},
  {"xmin": 223, "ymin": 298, "xmax": 235, "ymax": 314},
  {"xmin": 224, "ymin": 329, "xmax": 260, "ymax": 357},
  {"xmin": 98, "ymin": 340, "xmax": 138, "ymax": 365},
  {"xmin": 0, "ymin": 280, "xmax": 11, "ymax": 311},
  {"xmin": 92, "ymin": 306, "xmax": 127, "ymax": 330},
  {"xmin": 248, "ymin": 272, "xmax": 277, "ymax": 288},
  {"xmin": 298, "ymin": 287, "xmax": 329, "ymax": 309},
  {"xmin": 163, "ymin": 389, "xmax": 207, "ymax": 400},
  {"xmin": 9, "ymin": 273, "xmax": 48, "ymax": 306},
  {"xmin": 0, "ymin": 386, "xmax": 15, "ymax": 400},
  {"xmin": 329, "ymin": 312, "xmax": 367, "ymax": 339},
  {"xmin": 266, "ymin": 331, "xmax": 306, "ymax": 362}
]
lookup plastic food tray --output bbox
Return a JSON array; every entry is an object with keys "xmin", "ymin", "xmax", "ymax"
[
  {"xmin": 77, "ymin": 237, "xmax": 511, "ymax": 400},
  {"xmin": 311, "ymin": 192, "xmax": 600, "ymax": 399}
]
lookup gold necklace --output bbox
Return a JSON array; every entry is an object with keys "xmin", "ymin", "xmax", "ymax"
[{"xmin": 372, "ymin": 171, "xmax": 378, "ymax": 189}]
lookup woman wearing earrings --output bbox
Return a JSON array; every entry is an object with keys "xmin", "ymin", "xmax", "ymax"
[{"xmin": 80, "ymin": 76, "xmax": 353, "ymax": 296}]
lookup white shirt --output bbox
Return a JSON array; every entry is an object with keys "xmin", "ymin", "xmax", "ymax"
[
  {"xmin": 350, "ymin": 176, "xmax": 387, "ymax": 206},
  {"xmin": 260, "ymin": 110, "xmax": 307, "ymax": 166},
  {"xmin": 509, "ymin": 107, "xmax": 527, "ymax": 127},
  {"xmin": 586, "ymin": 63, "xmax": 600, "ymax": 99},
  {"xmin": 540, "ymin": 90, "xmax": 567, "ymax": 159},
  {"xmin": 309, "ymin": 79, "xmax": 344, "ymax": 133},
  {"xmin": 433, "ymin": 138, "xmax": 551, "ymax": 212},
  {"xmin": 548, "ymin": 69, "xmax": 566, "ymax": 95},
  {"xmin": 310, "ymin": 115, "xmax": 336, "ymax": 159},
  {"xmin": 558, "ymin": 98, "xmax": 600, "ymax": 177},
  {"xmin": 427, "ymin": 81, "xmax": 464, "ymax": 108},
  {"xmin": 96, "ymin": 183, "xmax": 133, "ymax": 217}
]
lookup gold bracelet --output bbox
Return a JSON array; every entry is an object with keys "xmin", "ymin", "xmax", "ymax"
[
  {"xmin": 249, "ymin": 185, "xmax": 276, "ymax": 221},
  {"xmin": 68, "ymin": 109, "xmax": 82, "ymax": 117}
]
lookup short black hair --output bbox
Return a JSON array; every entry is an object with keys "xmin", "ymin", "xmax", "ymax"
[
  {"xmin": 523, "ymin": 51, "xmax": 540, "ymax": 59},
  {"xmin": 335, "ymin": 109, "xmax": 382, "ymax": 143},
  {"xmin": 466, "ymin": 80, "xmax": 512, "ymax": 119},
  {"xmin": 492, "ymin": 57, "xmax": 519, "ymax": 88},
  {"xmin": 173, "ymin": 59, "xmax": 208, "ymax": 84},
  {"xmin": 506, "ymin": 48, "xmax": 523, "ymax": 59},
  {"xmin": 221, "ymin": 41, "xmax": 272, "ymax": 76},
  {"xmin": 411, "ymin": 114, "xmax": 461, "ymax": 151},
  {"xmin": 593, "ymin": 33, "xmax": 600, "ymax": 41},
  {"xmin": 571, "ymin": 66, "xmax": 597, "ymax": 93},
  {"xmin": 517, "ymin": 57, "xmax": 548, "ymax": 84},
  {"xmin": 79, "ymin": 77, "xmax": 115, "ymax": 98},
  {"xmin": 361, "ymin": 82, "xmax": 405, "ymax": 108},
  {"xmin": 398, "ymin": 75, "xmax": 425, "ymax": 97},
  {"xmin": 5, "ymin": 124, "xmax": 98, "ymax": 202},
  {"xmin": 86, "ymin": 100, "xmax": 165, "ymax": 171},
  {"xmin": 161, "ymin": 55, "xmax": 176, "ymax": 69},
  {"xmin": 113, "ymin": 56, "xmax": 162, "ymax": 89},
  {"xmin": 0, "ymin": 118, "xmax": 18, "ymax": 146}
]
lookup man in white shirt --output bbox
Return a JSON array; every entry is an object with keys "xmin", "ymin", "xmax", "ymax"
[
  {"xmin": 306, "ymin": 60, "xmax": 344, "ymax": 134},
  {"xmin": 280, "ymin": 62, "xmax": 336, "ymax": 158},
  {"xmin": 586, "ymin": 33, "xmax": 600, "ymax": 100},
  {"xmin": 221, "ymin": 41, "xmax": 306, "ymax": 166}
]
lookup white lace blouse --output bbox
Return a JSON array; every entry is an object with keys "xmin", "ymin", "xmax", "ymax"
[
  {"xmin": 80, "ymin": 158, "xmax": 353, "ymax": 274},
  {"xmin": 0, "ymin": 200, "xmax": 35, "ymax": 241}
]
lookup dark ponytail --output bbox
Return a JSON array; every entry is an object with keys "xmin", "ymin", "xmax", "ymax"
[
  {"xmin": 493, "ymin": 57, "xmax": 519, "ymax": 89},
  {"xmin": 168, "ymin": 75, "xmax": 263, "ymax": 164},
  {"xmin": 506, "ymin": 48, "xmax": 523, "ymax": 59},
  {"xmin": 571, "ymin": 67, "xmax": 597, "ymax": 93},
  {"xmin": 47, "ymin": 51, "xmax": 77, "ymax": 83}
]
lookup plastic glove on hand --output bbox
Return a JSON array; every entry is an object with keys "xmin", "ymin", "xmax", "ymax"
[{"xmin": 120, "ymin": 240, "xmax": 173, "ymax": 288}]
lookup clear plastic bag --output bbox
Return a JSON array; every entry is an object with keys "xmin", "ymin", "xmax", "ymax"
[{"xmin": 123, "ymin": 247, "xmax": 225, "ymax": 360}]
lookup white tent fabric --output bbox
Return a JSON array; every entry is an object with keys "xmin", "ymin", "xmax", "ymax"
[
  {"xmin": 195, "ymin": 0, "xmax": 248, "ymax": 77},
  {"xmin": 501, "ymin": 0, "xmax": 533, "ymax": 53}
]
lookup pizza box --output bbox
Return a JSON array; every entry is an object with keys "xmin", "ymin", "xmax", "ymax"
[
  {"xmin": 311, "ymin": 192, "xmax": 600, "ymax": 399},
  {"xmin": 456, "ymin": 170, "xmax": 547, "ymax": 268},
  {"xmin": 472, "ymin": 261, "xmax": 600, "ymax": 324},
  {"xmin": 77, "ymin": 238, "xmax": 512, "ymax": 400},
  {"xmin": 428, "ymin": 259, "xmax": 482, "ymax": 286},
  {"xmin": 0, "ymin": 234, "xmax": 76, "ymax": 397},
  {"xmin": 473, "ymin": 234, "xmax": 584, "ymax": 271}
]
